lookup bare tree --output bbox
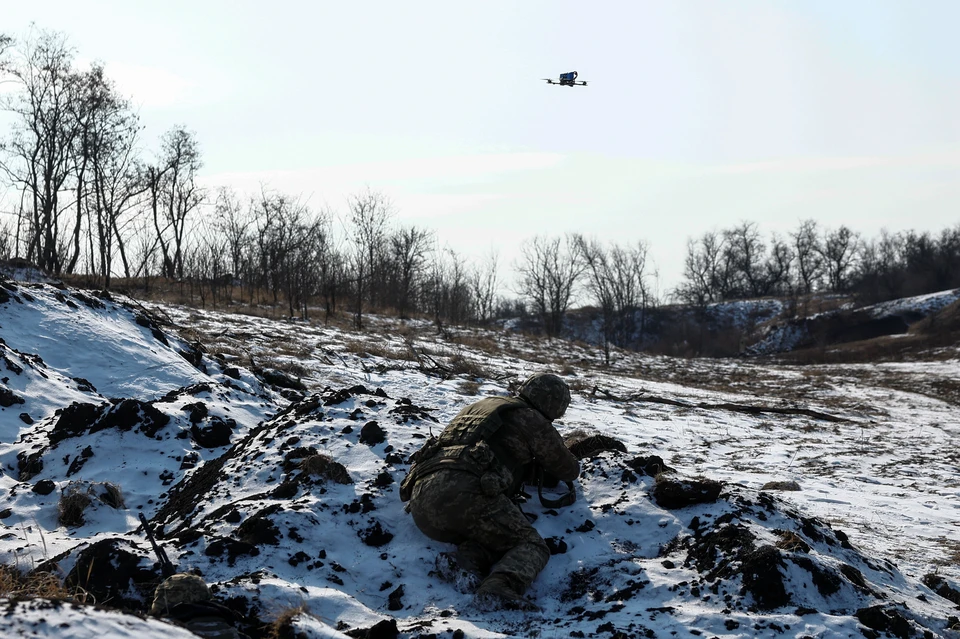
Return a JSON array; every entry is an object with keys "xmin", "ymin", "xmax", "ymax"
[
  {"xmin": 723, "ymin": 221, "xmax": 767, "ymax": 297},
  {"xmin": 389, "ymin": 225, "xmax": 433, "ymax": 319},
  {"xmin": 820, "ymin": 225, "xmax": 860, "ymax": 292},
  {"xmin": 764, "ymin": 234, "xmax": 794, "ymax": 297},
  {"xmin": 470, "ymin": 248, "xmax": 500, "ymax": 324},
  {"xmin": 676, "ymin": 231, "xmax": 724, "ymax": 307},
  {"xmin": 346, "ymin": 188, "xmax": 393, "ymax": 329},
  {"xmin": 0, "ymin": 28, "xmax": 83, "ymax": 272},
  {"xmin": 249, "ymin": 188, "xmax": 313, "ymax": 314},
  {"xmin": 575, "ymin": 235, "xmax": 652, "ymax": 363},
  {"xmin": 212, "ymin": 187, "xmax": 253, "ymax": 300},
  {"xmin": 75, "ymin": 64, "xmax": 143, "ymax": 286},
  {"xmin": 515, "ymin": 234, "xmax": 584, "ymax": 338},
  {"xmin": 790, "ymin": 219, "xmax": 823, "ymax": 294},
  {"xmin": 147, "ymin": 126, "xmax": 204, "ymax": 279},
  {"xmin": 424, "ymin": 245, "xmax": 472, "ymax": 330}
]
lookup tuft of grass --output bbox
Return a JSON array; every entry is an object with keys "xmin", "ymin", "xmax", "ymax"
[
  {"xmin": 58, "ymin": 484, "xmax": 93, "ymax": 527},
  {"xmin": 0, "ymin": 565, "xmax": 72, "ymax": 600},
  {"xmin": 266, "ymin": 603, "xmax": 309, "ymax": 639},
  {"xmin": 458, "ymin": 380, "xmax": 481, "ymax": 396},
  {"xmin": 98, "ymin": 482, "xmax": 125, "ymax": 509},
  {"xmin": 447, "ymin": 353, "xmax": 491, "ymax": 380}
]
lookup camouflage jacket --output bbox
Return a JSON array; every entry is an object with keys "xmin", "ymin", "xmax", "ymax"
[{"xmin": 400, "ymin": 396, "xmax": 579, "ymax": 500}]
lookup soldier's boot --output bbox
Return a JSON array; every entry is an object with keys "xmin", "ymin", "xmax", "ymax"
[
  {"xmin": 473, "ymin": 573, "xmax": 540, "ymax": 612},
  {"xmin": 434, "ymin": 552, "xmax": 483, "ymax": 594}
]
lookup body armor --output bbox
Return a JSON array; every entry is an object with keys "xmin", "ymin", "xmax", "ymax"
[{"xmin": 399, "ymin": 397, "xmax": 527, "ymax": 501}]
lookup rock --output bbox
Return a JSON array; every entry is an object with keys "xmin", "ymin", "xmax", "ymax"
[
  {"xmin": 190, "ymin": 417, "xmax": 233, "ymax": 448},
  {"xmin": 761, "ymin": 480, "xmax": 801, "ymax": 491},
  {"xmin": 359, "ymin": 421, "xmax": 386, "ymax": 446},
  {"xmin": 387, "ymin": 585, "xmax": 404, "ymax": 611},
  {"xmin": 626, "ymin": 455, "xmax": 673, "ymax": 477},
  {"xmin": 359, "ymin": 521, "xmax": 393, "ymax": 547},
  {"xmin": 563, "ymin": 431, "xmax": 627, "ymax": 459},
  {"xmin": 855, "ymin": 605, "xmax": 913, "ymax": 639},
  {"xmin": 653, "ymin": 478, "xmax": 722, "ymax": 509},
  {"xmin": 32, "ymin": 479, "xmax": 56, "ymax": 495}
]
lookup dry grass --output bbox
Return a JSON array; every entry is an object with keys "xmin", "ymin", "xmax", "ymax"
[
  {"xmin": 58, "ymin": 485, "xmax": 93, "ymax": 527},
  {"xmin": 458, "ymin": 380, "xmax": 482, "ymax": 396},
  {"xmin": 268, "ymin": 359, "xmax": 312, "ymax": 380},
  {"xmin": 0, "ymin": 565, "xmax": 72, "ymax": 600},
  {"xmin": 98, "ymin": 482, "xmax": 125, "ymax": 509},
  {"xmin": 266, "ymin": 603, "xmax": 310, "ymax": 639},
  {"xmin": 447, "ymin": 353, "xmax": 492, "ymax": 380},
  {"xmin": 454, "ymin": 333, "xmax": 501, "ymax": 354}
]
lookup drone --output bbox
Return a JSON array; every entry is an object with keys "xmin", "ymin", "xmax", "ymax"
[{"xmin": 543, "ymin": 71, "xmax": 587, "ymax": 87}]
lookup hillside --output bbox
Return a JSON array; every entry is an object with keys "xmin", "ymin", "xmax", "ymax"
[{"xmin": 1, "ymin": 277, "xmax": 960, "ymax": 638}]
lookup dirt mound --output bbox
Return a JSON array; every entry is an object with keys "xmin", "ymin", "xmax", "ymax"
[
  {"xmin": 64, "ymin": 538, "xmax": 161, "ymax": 612},
  {"xmin": 911, "ymin": 297, "xmax": 960, "ymax": 336}
]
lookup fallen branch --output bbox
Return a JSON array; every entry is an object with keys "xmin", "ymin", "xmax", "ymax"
[{"xmin": 590, "ymin": 385, "xmax": 850, "ymax": 423}]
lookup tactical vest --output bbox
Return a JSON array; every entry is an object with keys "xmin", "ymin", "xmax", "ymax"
[{"xmin": 399, "ymin": 397, "xmax": 527, "ymax": 501}]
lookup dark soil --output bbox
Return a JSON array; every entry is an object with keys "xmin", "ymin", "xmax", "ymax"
[
  {"xmin": 65, "ymin": 538, "xmax": 161, "ymax": 612},
  {"xmin": 653, "ymin": 478, "xmax": 723, "ymax": 509}
]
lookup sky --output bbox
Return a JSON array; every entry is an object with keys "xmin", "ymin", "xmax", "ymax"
[{"xmin": 3, "ymin": 0, "xmax": 960, "ymax": 294}]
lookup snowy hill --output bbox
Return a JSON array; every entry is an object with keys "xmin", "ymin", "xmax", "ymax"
[{"xmin": 2, "ymin": 277, "xmax": 960, "ymax": 638}]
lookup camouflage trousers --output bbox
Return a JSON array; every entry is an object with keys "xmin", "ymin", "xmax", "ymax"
[{"xmin": 408, "ymin": 469, "xmax": 549, "ymax": 594}]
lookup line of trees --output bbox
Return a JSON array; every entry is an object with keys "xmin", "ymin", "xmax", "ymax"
[
  {"xmin": 676, "ymin": 220, "xmax": 960, "ymax": 309},
  {"xmin": 2, "ymin": 28, "xmax": 959, "ymax": 353}
]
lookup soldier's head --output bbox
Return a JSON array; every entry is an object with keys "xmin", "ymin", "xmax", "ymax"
[
  {"xmin": 517, "ymin": 373, "xmax": 570, "ymax": 420},
  {"xmin": 149, "ymin": 573, "xmax": 211, "ymax": 616}
]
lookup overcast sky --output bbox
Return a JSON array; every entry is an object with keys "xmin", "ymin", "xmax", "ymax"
[{"xmin": 4, "ymin": 1, "xmax": 959, "ymax": 294}]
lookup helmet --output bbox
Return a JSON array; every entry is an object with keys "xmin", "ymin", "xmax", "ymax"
[
  {"xmin": 517, "ymin": 373, "xmax": 570, "ymax": 420},
  {"xmin": 150, "ymin": 573, "xmax": 211, "ymax": 615}
]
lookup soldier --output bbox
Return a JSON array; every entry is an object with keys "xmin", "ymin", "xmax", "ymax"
[
  {"xmin": 400, "ymin": 373, "xmax": 580, "ymax": 610},
  {"xmin": 150, "ymin": 573, "xmax": 247, "ymax": 639}
]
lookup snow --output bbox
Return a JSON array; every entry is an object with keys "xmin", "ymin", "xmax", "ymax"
[{"xmin": 1, "ymin": 278, "xmax": 960, "ymax": 638}]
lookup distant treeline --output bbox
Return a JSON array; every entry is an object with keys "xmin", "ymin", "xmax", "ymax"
[
  {"xmin": 676, "ymin": 220, "xmax": 960, "ymax": 308},
  {"xmin": 1, "ymin": 28, "xmax": 958, "ymax": 357}
]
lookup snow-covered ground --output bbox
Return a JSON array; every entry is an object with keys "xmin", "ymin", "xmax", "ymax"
[{"xmin": 2, "ymin": 279, "xmax": 960, "ymax": 638}]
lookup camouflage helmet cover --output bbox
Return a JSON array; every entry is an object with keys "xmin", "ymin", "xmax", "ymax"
[
  {"xmin": 150, "ymin": 573, "xmax": 211, "ymax": 615},
  {"xmin": 517, "ymin": 373, "xmax": 570, "ymax": 420}
]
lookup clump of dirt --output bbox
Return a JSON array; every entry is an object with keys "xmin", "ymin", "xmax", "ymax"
[
  {"xmin": 653, "ymin": 477, "xmax": 722, "ymax": 509},
  {"xmin": 182, "ymin": 402, "xmax": 208, "ymax": 423},
  {"xmin": 563, "ymin": 431, "xmax": 627, "ymax": 459},
  {"xmin": 791, "ymin": 555, "xmax": 842, "ymax": 597},
  {"xmin": 299, "ymin": 454, "xmax": 353, "ymax": 485},
  {"xmin": 359, "ymin": 521, "xmax": 393, "ymax": 547},
  {"xmin": 561, "ymin": 566, "xmax": 605, "ymax": 603},
  {"xmin": 17, "ymin": 450, "xmax": 43, "ymax": 480},
  {"xmin": 359, "ymin": 421, "xmax": 386, "ymax": 445},
  {"xmin": 65, "ymin": 538, "xmax": 161, "ymax": 612},
  {"xmin": 740, "ymin": 545, "xmax": 789, "ymax": 610},
  {"xmin": 206, "ymin": 538, "xmax": 260, "ymax": 566},
  {"xmin": 190, "ymin": 416, "xmax": 235, "ymax": 448},
  {"xmin": 49, "ymin": 398, "xmax": 170, "ymax": 446},
  {"xmin": 923, "ymin": 573, "xmax": 960, "ymax": 606},
  {"xmin": 625, "ymin": 455, "xmax": 673, "ymax": 477},
  {"xmin": 0, "ymin": 386, "xmax": 24, "ymax": 407},
  {"xmin": 855, "ymin": 604, "xmax": 913, "ymax": 639},
  {"xmin": 235, "ymin": 506, "xmax": 282, "ymax": 546},
  {"xmin": 681, "ymin": 519, "xmax": 756, "ymax": 575}
]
